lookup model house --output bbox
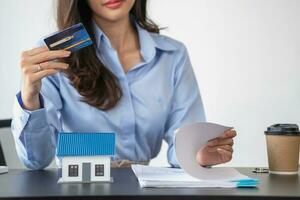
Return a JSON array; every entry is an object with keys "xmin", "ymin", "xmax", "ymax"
[{"xmin": 57, "ymin": 132, "xmax": 115, "ymax": 183}]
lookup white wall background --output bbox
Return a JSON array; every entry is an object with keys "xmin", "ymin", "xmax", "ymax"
[
  {"xmin": 0, "ymin": 0, "xmax": 56, "ymax": 118},
  {"xmin": 0, "ymin": 0, "xmax": 299, "ymax": 168}
]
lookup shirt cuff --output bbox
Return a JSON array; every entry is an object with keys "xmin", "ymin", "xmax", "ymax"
[
  {"xmin": 11, "ymin": 94, "xmax": 47, "ymax": 141},
  {"xmin": 16, "ymin": 91, "xmax": 44, "ymax": 109}
]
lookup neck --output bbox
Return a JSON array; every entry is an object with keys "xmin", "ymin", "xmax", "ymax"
[{"xmin": 93, "ymin": 15, "xmax": 139, "ymax": 52}]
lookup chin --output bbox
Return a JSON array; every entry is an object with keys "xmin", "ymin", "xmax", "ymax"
[{"xmin": 99, "ymin": 10, "xmax": 130, "ymax": 23}]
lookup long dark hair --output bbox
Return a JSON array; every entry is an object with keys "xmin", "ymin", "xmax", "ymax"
[{"xmin": 56, "ymin": 0, "xmax": 159, "ymax": 110}]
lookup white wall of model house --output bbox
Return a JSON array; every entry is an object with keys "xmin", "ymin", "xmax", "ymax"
[{"xmin": 61, "ymin": 156, "xmax": 111, "ymax": 183}]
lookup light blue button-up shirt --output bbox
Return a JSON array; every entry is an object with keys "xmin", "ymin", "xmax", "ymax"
[{"xmin": 11, "ymin": 21, "xmax": 206, "ymax": 170}]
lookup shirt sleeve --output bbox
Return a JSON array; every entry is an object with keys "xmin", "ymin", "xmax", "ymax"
[
  {"xmin": 11, "ymin": 75, "xmax": 63, "ymax": 170},
  {"xmin": 164, "ymin": 45, "xmax": 206, "ymax": 168}
]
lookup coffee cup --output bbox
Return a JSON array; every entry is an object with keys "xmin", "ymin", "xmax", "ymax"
[{"xmin": 265, "ymin": 124, "xmax": 300, "ymax": 175}]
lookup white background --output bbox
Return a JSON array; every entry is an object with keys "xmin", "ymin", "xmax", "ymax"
[{"xmin": 0, "ymin": 0, "xmax": 299, "ymax": 167}]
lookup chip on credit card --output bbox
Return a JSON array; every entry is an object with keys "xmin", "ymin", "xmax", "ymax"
[{"xmin": 44, "ymin": 23, "xmax": 93, "ymax": 52}]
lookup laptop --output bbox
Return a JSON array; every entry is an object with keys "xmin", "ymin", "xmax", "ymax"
[{"xmin": 0, "ymin": 141, "xmax": 8, "ymax": 174}]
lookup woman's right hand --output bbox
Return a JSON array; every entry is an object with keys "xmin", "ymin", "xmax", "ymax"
[{"xmin": 20, "ymin": 47, "xmax": 71, "ymax": 111}]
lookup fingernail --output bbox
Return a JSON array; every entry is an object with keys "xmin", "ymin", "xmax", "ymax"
[{"xmin": 64, "ymin": 51, "xmax": 71, "ymax": 56}]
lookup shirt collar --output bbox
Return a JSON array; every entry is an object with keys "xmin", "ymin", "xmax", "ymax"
[
  {"xmin": 135, "ymin": 22, "xmax": 177, "ymax": 62},
  {"xmin": 92, "ymin": 20, "xmax": 177, "ymax": 62},
  {"xmin": 92, "ymin": 20, "xmax": 109, "ymax": 49}
]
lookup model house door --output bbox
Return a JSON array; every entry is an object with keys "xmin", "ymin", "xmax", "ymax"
[{"xmin": 82, "ymin": 162, "xmax": 91, "ymax": 182}]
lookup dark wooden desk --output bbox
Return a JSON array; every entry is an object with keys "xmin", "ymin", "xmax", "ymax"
[{"xmin": 0, "ymin": 168, "xmax": 299, "ymax": 200}]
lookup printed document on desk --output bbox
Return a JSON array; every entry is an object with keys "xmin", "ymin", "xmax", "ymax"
[{"xmin": 132, "ymin": 165, "xmax": 258, "ymax": 188}]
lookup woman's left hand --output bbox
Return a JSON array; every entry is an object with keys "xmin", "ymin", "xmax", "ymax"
[{"xmin": 196, "ymin": 129, "xmax": 237, "ymax": 167}]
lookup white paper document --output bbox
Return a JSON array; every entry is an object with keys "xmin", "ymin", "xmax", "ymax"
[
  {"xmin": 132, "ymin": 164, "xmax": 257, "ymax": 188},
  {"xmin": 131, "ymin": 122, "xmax": 259, "ymax": 188}
]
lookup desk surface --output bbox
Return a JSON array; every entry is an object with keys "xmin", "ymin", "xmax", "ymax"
[{"xmin": 0, "ymin": 168, "xmax": 299, "ymax": 200}]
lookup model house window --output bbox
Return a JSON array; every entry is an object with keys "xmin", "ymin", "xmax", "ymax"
[
  {"xmin": 95, "ymin": 164, "xmax": 104, "ymax": 176},
  {"xmin": 68, "ymin": 165, "xmax": 78, "ymax": 177}
]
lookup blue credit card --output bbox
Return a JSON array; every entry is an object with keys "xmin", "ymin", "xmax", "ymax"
[{"xmin": 44, "ymin": 23, "xmax": 93, "ymax": 52}]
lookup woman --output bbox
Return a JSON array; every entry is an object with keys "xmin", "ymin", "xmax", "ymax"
[{"xmin": 11, "ymin": 0, "xmax": 236, "ymax": 169}]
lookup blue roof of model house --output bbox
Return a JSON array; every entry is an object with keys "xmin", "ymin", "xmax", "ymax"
[{"xmin": 57, "ymin": 132, "xmax": 115, "ymax": 157}]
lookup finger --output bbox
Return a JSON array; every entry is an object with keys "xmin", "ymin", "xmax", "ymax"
[
  {"xmin": 29, "ymin": 50, "xmax": 71, "ymax": 64},
  {"xmin": 207, "ymin": 145, "xmax": 233, "ymax": 153},
  {"xmin": 40, "ymin": 61, "xmax": 69, "ymax": 71},
  {"xmin": 20, "ymin": 47, "xmax": 49, "ymax": 66},
  {"xmin": 23, "ymin": 46, "xmax": 49, "ymax": 57},
  {"xmin": 207, "ymin": 130, "xmax": 236, "ymax": 144},
  {"xmin": 208, "ymin": 138, "xmax": 234, "ymax": 147},
  {"xmin": 217, "ymin": 147, "xmax": 233, "ymax": 159},
  {"xmin": 23, "ymin": 62, "xmax": 68, "ymax": 75},
  {"xmin": 218, "ymin": 145, "xmax": 233, "ymax": 153},
  {"xmin": 30, "ymin": 69, "xmax": 59, "ymax": 83},
  {"xmin": 221, "ymin": 129, "xmax": 237, "ymax": 139}
]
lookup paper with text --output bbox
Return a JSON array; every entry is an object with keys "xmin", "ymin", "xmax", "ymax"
[{"xmin": 132, "ymin": 165, "xmax": 257, "ymax": 188}]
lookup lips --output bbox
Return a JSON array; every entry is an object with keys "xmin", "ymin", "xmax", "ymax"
[{"xmin": 103, "ymin": 0, "xmax": 125, "ymax": 9}]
